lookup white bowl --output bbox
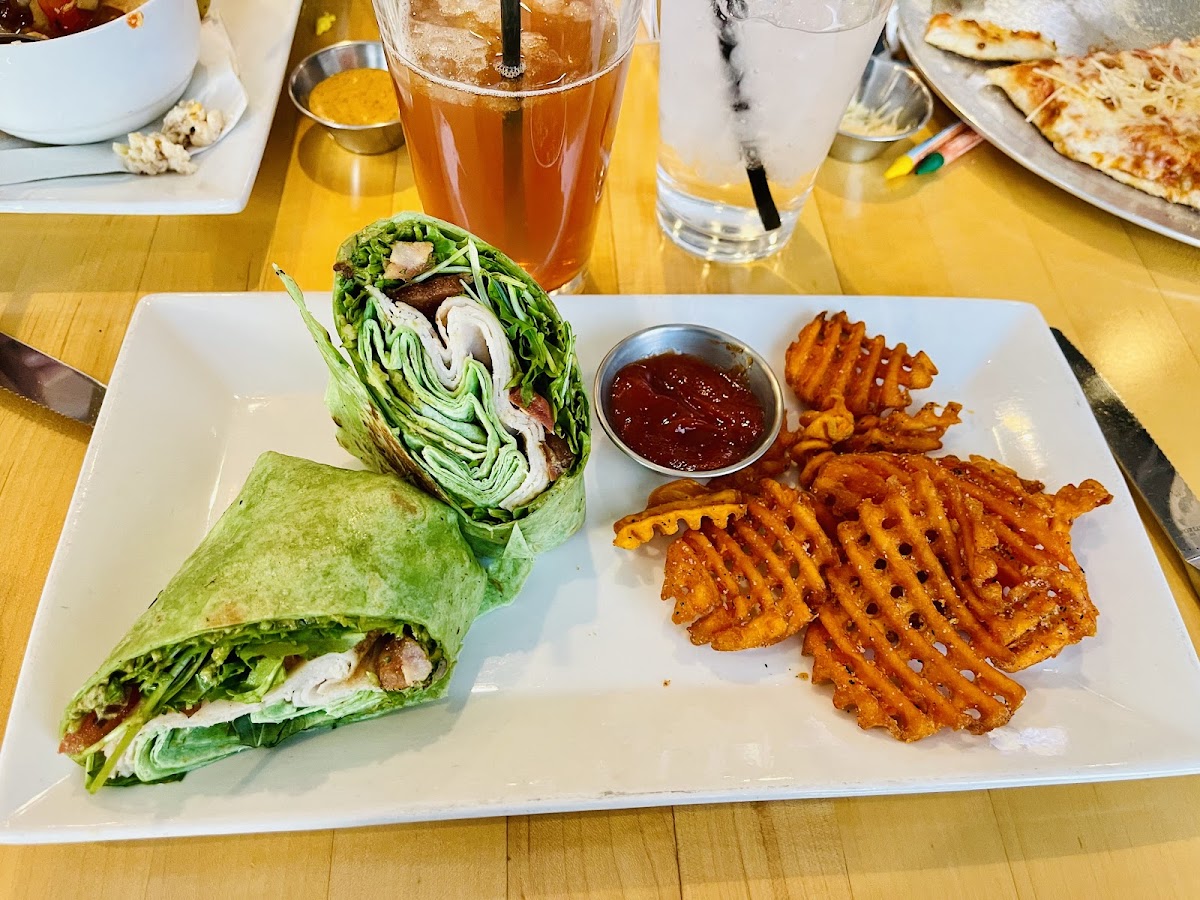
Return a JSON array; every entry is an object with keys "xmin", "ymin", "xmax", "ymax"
[{"xmin": 0, "ymin": 0, "xmax": 201, "ymax": 145}]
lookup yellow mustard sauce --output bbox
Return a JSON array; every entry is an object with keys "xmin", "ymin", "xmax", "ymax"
[{"xmin": 309, "ymin": 68, "xmax": 400, "ymax": 126}]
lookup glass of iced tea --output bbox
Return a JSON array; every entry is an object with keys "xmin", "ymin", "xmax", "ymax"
[{"xmin": 373, "ymin": 0, "xmax": 644, "ymax": 292}]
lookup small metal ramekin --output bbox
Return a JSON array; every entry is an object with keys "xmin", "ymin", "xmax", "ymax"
[
  {"xmin": 593, "ymin": 324, "xmax": 784, "ymax": 479},
  {"xmin": 828, "ymin": 57, "xmax": 933, "ymax": 163},
  {"xmin": 288, "ymin": 40, "xmax": 405, "ymax": 155}
]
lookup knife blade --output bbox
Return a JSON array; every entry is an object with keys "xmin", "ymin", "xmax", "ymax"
[
  {"xmin": 1052, "ymin": 328, "xmax": 1200, "ymax": 597},
  {"xmin": 0, "ymin": 331, "xmax": 106, "ymax": 426}
]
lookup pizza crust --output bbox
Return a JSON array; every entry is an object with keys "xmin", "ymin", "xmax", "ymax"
[
  {"xmin": 924, "ymin": 13, "xmax": 1058, "ymax": 62},
  {"xmin": 987, "ymin": 39, "xmax": 1200, "ymax": 211}
]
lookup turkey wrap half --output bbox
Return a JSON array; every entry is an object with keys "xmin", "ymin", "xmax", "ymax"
[
  {"xmin": 58, "ymin": 453, "xmax": 487, "ymax": 790},
  {"xmin": 278, "ymin": 214, "xmax": 590, "ymax": 600}
]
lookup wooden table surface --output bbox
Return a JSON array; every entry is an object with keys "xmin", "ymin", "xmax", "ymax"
[{"xmin": 3, "ymin": 2, "xmax": 1200, "ymax": 896}]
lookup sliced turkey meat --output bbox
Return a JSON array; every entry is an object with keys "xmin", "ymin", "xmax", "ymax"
[{"xmin": 369, "ymin": 285, "xmax": 569, "ymax": 510}]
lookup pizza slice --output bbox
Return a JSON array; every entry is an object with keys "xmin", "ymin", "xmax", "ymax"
[
  {"xmin": 987, "ymin": 37, "xmax": 1200, "ymax": 211},
  {"xmin": 925, "ymin": 13, "xmax": 1058, "ymax": 62}
]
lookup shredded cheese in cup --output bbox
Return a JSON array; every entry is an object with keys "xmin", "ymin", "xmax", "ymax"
[{"xmin": 840, "ymin": 100, "xmax": 907, "ymax": 137}]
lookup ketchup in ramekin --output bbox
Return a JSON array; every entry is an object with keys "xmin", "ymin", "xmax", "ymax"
[{"xmin": 608, "ymin": 352, "xmax": 766, "ymax": 472}]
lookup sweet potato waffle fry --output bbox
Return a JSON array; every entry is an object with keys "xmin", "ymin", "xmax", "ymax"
[
  {"xmin": 613, "ymin": 480, "xmax": 747, "ymax": 550},
  {"xmin": 788, "ymin": 394, "xmax": 855, "ymax": 483},
  {"xmin": 662, "ymin": 480, "xmax": 836, "ymax": 650},
  {"xmin": 808, "ymin": 452, "xmax": 1111, "ymax": 670},
  {"xmin": 931, "ymin": 456, "xmax": 1110, "ymax": 669},
  {"xmin": 785, "ymin": 311, "xmax": 938, "ymax": 417},
  {"xmin": 804, "ymin": 473, "xmax": 1026, "ymax": 740},
  {"xmin": 711, "ymin": 393, "xmax": 961, "ymax": 495},
  {"xmin": 792, "ymin": 400, "xmax": 962, "ymax": 489},
  {"xmin": 794, "ymin": 394, "xmax": 856, "ymax": 453},
  {"xmin": 841, "ymin": 402, "xmax": 963, "ymax": 455}
]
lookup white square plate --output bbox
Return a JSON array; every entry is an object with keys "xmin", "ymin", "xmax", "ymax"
[
  {"xmin": 3, "ymin": 292, "xmax": 1200, "ymax": 844},
  {"xmin": 0, "ymin": 0, "xmax": 301, "ymax": 216}
]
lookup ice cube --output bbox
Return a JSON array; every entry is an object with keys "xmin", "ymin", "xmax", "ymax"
[
  {"xmin": 408, "ymin": 20, "xmax": 491, "ymax": 82},
  {"xmin": 436, "ymin": 0, "xmax": 500, "ymax": 29},
  {"xmin": 537, "ymin": 0, "xmax": 594, "ymax": 21}
]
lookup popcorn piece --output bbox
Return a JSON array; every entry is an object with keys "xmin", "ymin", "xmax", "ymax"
[
  {"xmin": 113, "ymin": 132, "xmax": 197, "ymax": 176},
  {"xmin": 161, "ymin": 100, "xmax": 226, "ymax": 149}
]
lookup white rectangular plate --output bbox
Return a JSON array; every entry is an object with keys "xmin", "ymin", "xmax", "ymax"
[
  {"xmin": 3, "ymin": 292, "xmax": 1200, "ymax": 844},
  {"xmin": 0, "ymin": 0, "xmax": 301, "ymax": 216}
]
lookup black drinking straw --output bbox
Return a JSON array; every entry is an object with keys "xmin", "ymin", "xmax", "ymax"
[
  {"xmin": 712, "ymin": 0, "xmax": 781, "ymax": 232},
  {"xmin": 499, "ymin": 0, "xmax": 523, "ymax": 78},
  {"xmin": 499, "ymin": 0, "xmax": 524, "ymax": 248}
]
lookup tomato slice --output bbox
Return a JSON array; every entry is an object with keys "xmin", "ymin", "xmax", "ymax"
[{"xmin": 37, "ymin": 0, "xmax": 96, "ymax": 35}]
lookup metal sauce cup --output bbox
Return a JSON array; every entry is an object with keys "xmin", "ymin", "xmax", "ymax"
[
  {"xmin": 593, "ymin": 324, "xmax": 784, "ymax": 479},
  {"xmin": 288, "ymin": 40, "xmax": 405, "ymax": 155},
  {"xmin": 828, "ymin": 57, "xmax": 933, "ymax": 163}
]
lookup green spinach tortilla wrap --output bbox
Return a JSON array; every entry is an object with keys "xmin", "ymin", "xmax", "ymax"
[
  {"xmin": 59, "ymin": 452, "xmax": 486, "ymax": 791},
  {"xmin": 277, "ymin": 213, "xmax": 590, "ymax": 574}
]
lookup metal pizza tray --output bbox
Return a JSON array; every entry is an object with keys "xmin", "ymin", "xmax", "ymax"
[{"xmin": 898, "ymin": 0, "xmax": 1200, "ymax": 248}]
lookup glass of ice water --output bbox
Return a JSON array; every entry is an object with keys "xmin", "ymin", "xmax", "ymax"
[{"xmin": 657, "ymin": 0, "xmax": 891, "ymax": 262}]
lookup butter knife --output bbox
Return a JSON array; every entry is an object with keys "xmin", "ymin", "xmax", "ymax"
[
  {"xmin": 0, "ymin": 331, "xmax": 106, "ymax": 426},
  {"xmin": 1053, "ymin": 328, "xmax": 1200, "ymax": 597}
]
